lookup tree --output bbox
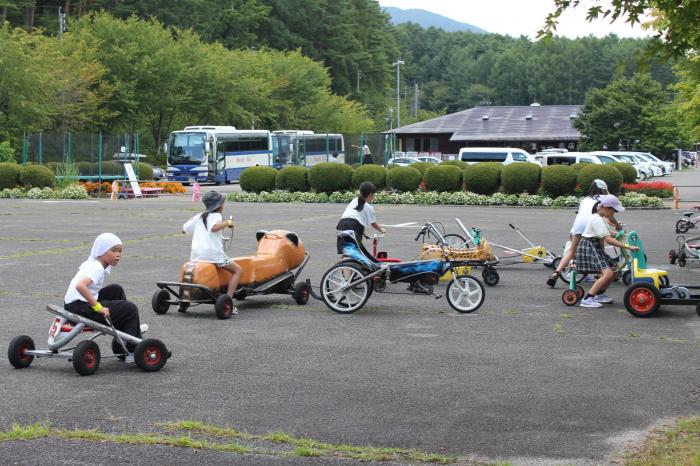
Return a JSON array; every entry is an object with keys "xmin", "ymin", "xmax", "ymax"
[
  {"xmin": 673, "ymin": 55, "xmax": 700, "ymax": 142},
  {"xmin": 575, "ymin": 74, "xmax": 687, "ymax": 157},
  {"xmin": 539, "ymin": 0, "xmax": 700, "ymax": 59}
]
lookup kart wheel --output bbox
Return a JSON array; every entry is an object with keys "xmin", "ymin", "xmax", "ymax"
[
  {"xmin": 214, "ymin": 294, "xmax": 234, "ymax": 319},
  {"xmin": 320, "ymin": 262, "xmax": 372, "ymax": 314},
  {"xmin": 624, "ymin": 282, "xmax": 660, "ymax": 318},
  {"xmin": 177, "ymin": 303, "xmax": 189, "ymax": 313},
  {"xmin": 550, "ymin": 256, "xmax": 562, "ymax": 271},
  {"xmin": 678, "ymin": 252, "xmax": 687, "ymax": 267},
  {"xmin": 111, "ymin": 339, "xmax": 127, "ymax": 361},
  {"xmin": 669, "ymin": 249, "xmax": 677, "ymax": 264},
  {"xmin": 559, "ymin": 266, "xmax": 585, "ymax": 285},
  {"xmin": 134, "ymin": 338, "xmax": 169, "ymax": 372},
  {"xmin": 696, "ymin": 303, "xmax": 700, "ymax": 318},
  {"xmin": 292, "ymin": 282, "xmax": 310, "ymax": 305},
  {"xmin": 622, "ymin": 270, "xmax": 632, "ymax": 286},
  {"xmin": 8, "ymin": 335, "xmax": 35, "ymax": 369},
  {"xmin": 676, "ymin": 219, "xmax": 690, "ymax": 234},
  {"xmin": 151, "ymin": 289, "xmax": 170, "ymax": 315},
  {"xmin": 562, "ymin": 289, "xmax": 579, "ymax": 306},
  {"xmin": 443, "ymin": 233, "xmax": 468, "ymax": 248},
  {"xmin": 72, "ymin": 340, "xmax": 100, "ymax": 376},
  {"xmin": 481, "ymin": 268, "xmax": 499, "ymax": 286},
  {"xmin": 575, "ymin": 285, "xmax": 585, "ymax": 300},
  {"xmin": 446, "ymin": 275, "xmax": 485, "ymax": 313}
]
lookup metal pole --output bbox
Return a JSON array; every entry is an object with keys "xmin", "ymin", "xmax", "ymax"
[
  {"xmin": 38, "ymin": 132, "xmax": 42, "ymax": 165},
  {"xmin": 98, "ymin": 132, "xmax": 103, "ymax": 197},
  {"xmin": 393, "ymin": 60, "xmax": 404, "ymax": 129}
]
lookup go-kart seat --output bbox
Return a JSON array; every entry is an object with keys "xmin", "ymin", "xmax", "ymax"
[
  {"xmin": 337, "ymin": 230, "xmax": 379, "ymax": 264},
  {"xmin": 628, "ymin": 231, "xmax": 668, "ymax": 289}
]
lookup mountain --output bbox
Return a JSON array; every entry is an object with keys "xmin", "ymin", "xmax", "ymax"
[{"xmin": 382, "ymin": 6, "xmax": 487, "ymax": 33}]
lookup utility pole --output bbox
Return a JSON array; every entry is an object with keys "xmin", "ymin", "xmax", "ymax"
[
  {"xmin": 392, "ymin": 60, "xmax": 404, "ymax": 129},
  {"xmin": 356, "ymin": 68, "xmax": 362, "ymax": 94},
  {"xmin": 57, "ymin": 6, "xmax": 66, "ymax": 39},
  {"xmin": 413, "ymin": 81, "xmax": 419, "ymax": 118}
]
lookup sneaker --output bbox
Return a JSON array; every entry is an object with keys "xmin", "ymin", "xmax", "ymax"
[
  {"xmin": 124, "ymin": 353, "xmax": 135, "ymax": 364},
  {"xmin": 140, "ymin": 324, "xmax": 149, "ymax": 335},
  {"xmin": 546, "ymin": 273, "xmax": 559, "ymax": 288},
  {"xmin": 580, "ymin": 297, "xmax": 603, "ymax": 308},
  {"xmin": 231, "ymin": 305, "xmax": 239, "ymax": 316},
  {"xmin": 594, "ymin": 293, "xmax": 613, "ymax": 304},
  {"xmin": 582, "ymin": 275, "xmax": 596, "ymax": 282}
]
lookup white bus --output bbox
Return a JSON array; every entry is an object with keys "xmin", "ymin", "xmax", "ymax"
[
  {"xmin": 273, "ymin": 131, "xmax": 345, "ymax": 167},
  {"xmin": 166, "ymin": 126, "xmax": 279, "ymax": 184}
]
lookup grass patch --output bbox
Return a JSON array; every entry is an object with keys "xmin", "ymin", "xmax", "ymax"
[
  {"xmin": 623, "ymin": 417, "xmax": 700, "ymax": 465},
  {"xmin": 552, "ymin": 324, "xmax": 566, "ymax": 335},
  {"xmin": 0, "ymin": 423, "xmax": 51, "ymax": 441},
  {"xmin": 292, "ymin": 446, "xmax": 321, "ymax": 457}
]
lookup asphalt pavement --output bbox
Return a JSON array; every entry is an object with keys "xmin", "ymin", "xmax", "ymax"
[{"xmin": 0, "ymin": 171, "xmax": 699, "ymax": 465}]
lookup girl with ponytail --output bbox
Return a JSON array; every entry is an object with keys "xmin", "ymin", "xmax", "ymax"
[{"xmin": 335, "ymin": 181, "xmax": 385, "ymax": 255}]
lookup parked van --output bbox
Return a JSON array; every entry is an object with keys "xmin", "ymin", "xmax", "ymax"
[
  {"xmin": 458, "ymin": 147, "xmax": 537, "ymax": 165},
  {"xmin": 542, "ymin": 152, "xmax": 602, "ymax": 166}
]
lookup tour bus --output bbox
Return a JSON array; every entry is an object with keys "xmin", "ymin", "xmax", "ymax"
[
  {"xmin": 273, "ymin": 131, "xmax": 345, "ymax": 167},
  {"xmin": 166, "ymin": 126, "xmax": 279, "ymax": 184}
]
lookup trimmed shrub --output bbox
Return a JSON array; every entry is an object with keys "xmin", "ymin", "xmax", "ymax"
[
  {"xmin": 386, "ymin": 166, "xmax": 422, "ymax": 192},
  {"xmin": 240, "ymin": 166, "xmax": 278, "ymax": 193},
  {"xmin": 610, "ymin": 162, "xmax": 637, "ymax": 184},
  {"xmin": 570, "ymin": 163, "xmax": 586, "ymax": 173},
  {"xmin": 440, "ymin": 160, "xmax": 469, "ymax": 170},
  {"xmin": 463, "ymin": 162, "xmax": 502, "ymax": 195},
  {"xmin": 135, "ymin": 162, "xmax": 154, "ymax": 180},
  {"xmin": 351, "ymin": 164, "xmax": 386, "ymax": 189},
  {"xmin": 77, "ymin": 161, "xmax": 93, "ymax": 176},
  {"xmin": 577, "ymin": 164, "xmax": 623, "ymax": 194},
  {"xmin": 308, "ymin": 162, "xmax": 353, "ymax": 193},
  {"xmin": 501, "ymin": 162, "xmax": 541, "ymax": 194},
  {"xmin": 45, "ymin": 162, "xmax": 61, "ymax": 173},
  {"xmin": 0, "ymin": 162, "xmax": 21, "ymax": 190},
  {"xmin": 410, "ymin": 162, "xmax": 433, "ymax": 175},
  {"xmin": 275, "ymin": 166, "xmax": 309, "ymax": 192},
  {"xmin": 424, "ymin": 165, "xmax": 462, "ymax": 192},
  {"xmin": 99, "ymin": 161, "xmax": 122, "ymax": 176},
  {"xmin": 541, "ymin": 165, "xmax": 577, "ymax": 197},
  {"xmin": 20, "ymin": 164, "xmax": 55, "ymax": 188}
]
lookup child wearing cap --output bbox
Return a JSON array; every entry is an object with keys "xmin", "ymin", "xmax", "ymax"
[
  {"xmin": 183, "ymin": 191, "xmax": 242, "ymax": 312},
  {"xmin": 546, "ymin": 179, "xmax": 620, "ymax": 287},
  {"xmin": 64, "ymin": 233, "xmax": 146, "ymax": 360},
  {"xmin": 575, "ymin": 195, "xmax": 639, "ymax": 308}
]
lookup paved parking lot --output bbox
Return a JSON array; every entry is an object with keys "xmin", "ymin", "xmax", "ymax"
[{"xmin": 1, "ymin": 189, "xmax": 699, "ymax": 464}]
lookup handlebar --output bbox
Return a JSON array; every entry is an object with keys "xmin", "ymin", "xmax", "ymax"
[{"xmin": 414, "ymin": 227, "xmax": 427, "ymax": 242}]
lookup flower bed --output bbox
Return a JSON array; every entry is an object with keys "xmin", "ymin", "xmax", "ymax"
[
  {"xmin": 79, "ymin": 181, "xmax": 186, "ymax": 194},
  {"xmin": 228, "ymin": 190, "xmax": 663, "ymax": 208},
  {"xmin": 0, "ymin": 185, "xmax": 89, "ymax": 199},
  {"xmin": 623, "ymin": 181, "xmax": 673, "ymax": 198}
]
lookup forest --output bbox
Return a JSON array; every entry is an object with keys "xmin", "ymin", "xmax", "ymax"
[{"xmin": 0, "ymin": 0, "xmax": 697, "ymax": 157}]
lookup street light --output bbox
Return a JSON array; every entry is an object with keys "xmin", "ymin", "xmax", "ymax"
[{"xmin": 393, "ymin": 60, "xmax": 404, "ymax": 129}]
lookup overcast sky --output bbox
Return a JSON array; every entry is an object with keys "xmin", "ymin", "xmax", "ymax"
[{"xmin": 378, "ymin": 0, "xmax": 653, "ymax": 39}]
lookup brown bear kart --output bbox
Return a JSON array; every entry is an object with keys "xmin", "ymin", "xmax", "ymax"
[{"xmin": 152, "ymin": 230, "xmax": 310, "ymax": 319}]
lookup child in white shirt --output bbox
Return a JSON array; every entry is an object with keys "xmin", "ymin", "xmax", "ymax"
[
  {"xmin": 183, "ymin": 191, "xmax": 241, "ymax": 308},
  {"xmin": 336, "ymin": 181, "xmax": 385, "ymax": 256}
]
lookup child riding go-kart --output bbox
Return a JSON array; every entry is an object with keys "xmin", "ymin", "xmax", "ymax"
[{"xmin": 153, "ymin": 229, "xmax": 311, "ymax": 319}]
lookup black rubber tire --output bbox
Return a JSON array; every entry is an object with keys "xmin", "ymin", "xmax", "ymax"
[
  {"xmin": 446, "ymin": 275, "xmax": 485, "ymax": 313},
  {"xmin": 550, "ymin": 256, "xmax": 562, "ymax": 271},
  {"xmin": 152, "ymin": 289, "xmax": 170, "ymax": 315},
  {"xmin": 134, "ymin": 338, "xmax": 169, "ymax": 372},
  {"xmin": 676, "ymin": 219, "xmax": 690, "ymax": 233},
  {"xmin": 320, "ymin": 262, "xmax": 373, "ymax": 314},
  {"xmin": 8, "ymin": 335, "xmax": 35, "ymax": 369},
  {"xmin": 696, "ymin": 303, "xmax": 700, "ymax": 318},
  {"xmin": 214, "ymin": 294, "xmax": 234, "ymax": 319},
  {"xmin": 559, "ymin": 267, "xmax": 585, "ymax": 285},
  {"xmin": 575, "ymin": 285, "xmax": 585, "ymax": 300},
  {"xmin": 178, "ymin": 303, "xmax": 189, "ymax": 313},
  {"xmin": 678, "ymin": 253, "xmax": 687, "ymax": 267},
  {"xmin": 622, "ymin": 270, "xmax": 632, "ymax": 286},
  {"xmin": 669, "ymin": 249, "xmax": 677, "ymax": 265},
  {"xmin": 293, "ymin": 282, "xmax": 310, "ymax": 305},
  {"xmin": 111, "ymin": 339, "xmax": 127, "ymax": 361},
  {"xmin": 442, "ymin": 233, "xmax": 468, "ymax": 248},
  {"xmin": 481, "ymin": 268, "xmax": 500, "ymax": 286},
  {"xmin": 72, "ymin": 340, "xmax": 101, "ymax": 376},
  {"xmin": 562, "ymin": 289, "xmax": 578, "ymax": 306},
  {"xmin": 624, "ymin": 282, "xmax": 661, "ymax": 318}
]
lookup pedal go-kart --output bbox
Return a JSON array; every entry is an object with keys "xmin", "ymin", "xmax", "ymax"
[
  {"xmin": 675, "ymin": 207, "xmax": 700, "ymax": 233},
  {"xmin": 623, "ymin": 232, "xmax": 700, "ymax": 317},
  {"xmin": 153, "ymin": 229, "xmax": 311, "ymax": 319},
  {"xmin": 8, "ymin": 305, "xmax": 170, "ymax": 376},
  {"xmin": 318, "ymin": 222, "xmax": 487, "ymax": 314},
  {"xmin": 668, "ymin": 235, "xmax": 700, "ymax": 267}
]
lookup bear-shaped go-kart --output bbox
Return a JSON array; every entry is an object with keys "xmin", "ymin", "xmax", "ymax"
[{"xmin": 152, "ymin": 230, "xmax": 310, "ymax": 319}]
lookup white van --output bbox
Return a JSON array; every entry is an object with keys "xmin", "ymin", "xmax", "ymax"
[
  {"xmin": 542, "ymin": 152, "xmax": 602, "ymax": 166},
  {"xmin": 458, "ymin": 147, "xmax": 537, "ymax": 165}
]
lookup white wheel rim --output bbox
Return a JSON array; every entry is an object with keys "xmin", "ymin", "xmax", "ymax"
[
  {"xmin": 449, "ymin": 277, "xmax": 482, "ymax": 311},
  {"xmin": 446, "ymin": 237, "xmax": 467, "ymax": 248},
  {"xmin": 322, "ymin": 266, "xmax": 369, "ymax": 312}
]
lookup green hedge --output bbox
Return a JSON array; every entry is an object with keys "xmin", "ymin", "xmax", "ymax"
[
  {"xmin": 135, "ymin": 162, "xmax": 154, "ymax": 180},
  {"xmin": 386, "ymin": 166, "xmax": 422, "ymax": 192},
  {"xmin": 424, "ymin": 165, "xmax": 463, "ymax": 192},
  {"xmin": 541, "ymin": 165, "xmax": 577, "ymax": 197},
  {"xmin": 570, "ymin": 163, "xmax": 586, "ymax": 173},
  {"xmin": 20, "ymin": 164, "xmax": 55, "ymax": 188},
  {"xmin": 240, "ymin": 166, "xmax": 278, "ymax": 193},
  {"xmin": 577, "ymin": 164, "xmax": 623, "ymax": 194},
  {"xmin": 0, "ymin": 162, "xmax": 21, "ymax": 190},
  {"xmin": 439, "ymin": 160, "xmax": 469, "ymax": 170},
  {"xmin": 351, "ymin": 164, "xmax": 386, "ymax": 189},
  {"xmin": 275, "ymin": 166, "xmax": 309, "ymax": 192},
  {"xmin": 100, "ymin": 161, "xmax": 122, "ymax": 176},
  {"xmin": 410, "ymin": 162, "xmax": 433, "ymax": 175},
  {"xmin": 502, "ymin": 162, "xmax": 541, "ymax": 194},
  {"xmin": 463, "ymin": 162, "xmax": 502, "ymax": 195},
  {"xmin": 309, "ymin": 162, "xmax": 353, "ymax": 193},
  {"xmin": 610, "ymin": 162, "xmax": 637, "ymax": 184}
]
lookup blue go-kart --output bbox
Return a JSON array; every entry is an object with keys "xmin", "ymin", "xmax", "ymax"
[{"xmin": 317, "ymin": 222, "xmax": 487, "ymax": 314}]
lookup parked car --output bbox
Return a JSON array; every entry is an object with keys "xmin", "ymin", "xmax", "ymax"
[
  {"xmin": 634, "ymin": 152, "xmax": 671, "ymax": 176},
  {"xmin": 612, "ymin": 152, "xmax": 659, "ymax": 178},
  {"xmin": 542, "ymin": 152, "xmax": 602, "ymax": 166},
  {"xmin": 459, "ymin": 147, "xmax": 538, "ymax": 165},
  {"xmin": 589, "ymin": 151, "xmax": 653, "ymax": 180},
  {"xmin": 386, "ymin": 157, "xmax": 418, "ymax": 167},
  {"xmin": 416, "ymin": 156, "xmax": 442, "ymax": 164},
  {"xmin": 152, "ymin": 166, "xmax": 166, "ymax": 180}
]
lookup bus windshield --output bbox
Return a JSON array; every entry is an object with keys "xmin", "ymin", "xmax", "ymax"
[{"xmin": 169, "ymin": 132, "xmax": 206, "ymax": 165}]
